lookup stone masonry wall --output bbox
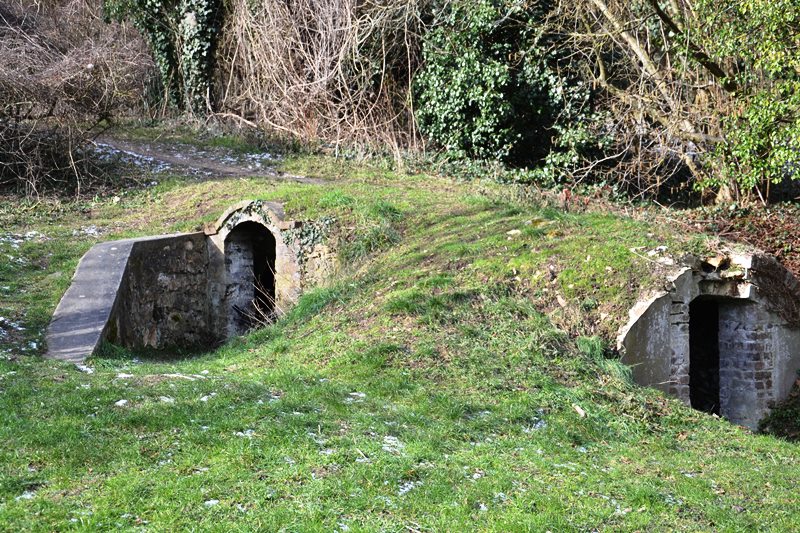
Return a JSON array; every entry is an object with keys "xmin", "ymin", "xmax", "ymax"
[
  {"xmin": 224, "ymin": 230, "xmax": 257, "ymax": 336},
  {"xmin": 112, "ymin": 233, "xmax": 214, "ymax": 349},
  {"xmin": 303, "ymin": 243, "xmax": 338, "ymax": 289},
  {"xmin": 668, "ymin": 297, "xmax": 691, "ymax": 403},
  {"xmin": 47, "ymin": 200, "xmax": 339, "ymax": 362},
  {"xmin": 206, "ymin": 201, "xmax": 304, "ymax": 337}
]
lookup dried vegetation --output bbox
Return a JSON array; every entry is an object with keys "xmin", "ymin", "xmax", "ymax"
[
  {"xmin": 214, "ymin": 0, "xmax": 428, "ymax": 156},
  {"xmin": 0, "ymin": 0, "xmax": 153, "ymax": 196}
]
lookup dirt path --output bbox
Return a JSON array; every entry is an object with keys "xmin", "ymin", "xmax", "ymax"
[{"xmin": 96, "ymin": 137, "xmax": 323, "ymax": 184}]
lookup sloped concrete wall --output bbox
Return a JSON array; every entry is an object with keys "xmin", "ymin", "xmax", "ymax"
[
  {"xmin": 46, "ymin": 233, "xmax": 209, "ymax": 361},
  {"xmin": 616, "ymin": 287, "xmax": 676, "ymax": 397},
  {"xmin": 46, "ymin": 240, "xmax": 136, "ymax": 362}
]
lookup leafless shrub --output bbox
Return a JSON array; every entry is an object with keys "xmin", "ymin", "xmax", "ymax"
[
  {"xmin": 214, "ymin": 0, "xmax": 429, "ymax": 157},
  {"xmin": 545, "ymin": 0, "xmax": 735, "ymax": 201},
  {"xmin": 237, "ymin": 264, "xmax": 283, "ymax": 330},
  {"xmin": 0, "ymin": 0, "xmax": 155, "ymax": 196}
]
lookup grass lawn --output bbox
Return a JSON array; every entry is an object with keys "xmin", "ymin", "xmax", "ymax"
[{"xmin": 0, "ymin": 138, "xmax": 798, "ymax": 530}]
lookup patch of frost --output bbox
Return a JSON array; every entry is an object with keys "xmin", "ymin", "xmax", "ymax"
[
  {"xmin": 382, "ymin": 435, "xmax": 404, "ymax": 454},
  {"xmin": 398, "ymin": 480, "xmax": 422, "ymax": 496}
]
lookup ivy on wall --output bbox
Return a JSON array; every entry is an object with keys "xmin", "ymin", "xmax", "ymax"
[
  {"xmin": 104, "ymin": 0, "xmax": 221, "ymax": 113},
  {"xmin": 282, "ymin": 217, "xmax": 336, "ymax": 265}
]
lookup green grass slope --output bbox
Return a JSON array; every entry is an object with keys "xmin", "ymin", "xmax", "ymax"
[{"xmin": 0, "ymin": 152, "xmax": 798, "ymax": 530}]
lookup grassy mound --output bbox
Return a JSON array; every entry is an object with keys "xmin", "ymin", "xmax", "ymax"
[{"xmin": 0, "ymin": 145, "xmax": 798, "ymax": 530}]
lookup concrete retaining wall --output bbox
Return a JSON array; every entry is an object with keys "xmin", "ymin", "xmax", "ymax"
[{"xmin": 113, "ymin": 233, "xmax": 212, "ymax": 350}]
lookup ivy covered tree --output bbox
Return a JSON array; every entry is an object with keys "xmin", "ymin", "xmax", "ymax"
[{"xmin": 104, "ymin": 0, "xmax": 222, "ymax": 113}]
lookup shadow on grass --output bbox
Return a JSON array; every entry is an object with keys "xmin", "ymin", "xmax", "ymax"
[{"xmin": 91, "ymin": 340, "xmax": 219, "ymax": 365}]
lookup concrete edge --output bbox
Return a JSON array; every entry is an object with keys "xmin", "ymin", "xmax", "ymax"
[{"xmin": 616, "ymin": 267, "xmax": 690, "ymax": 353}]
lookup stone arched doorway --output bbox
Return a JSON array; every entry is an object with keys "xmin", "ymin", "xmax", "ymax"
[
  {"xmin": 224, "ymin": 221, "xmax": 277, "ymax": 336},
  {"xmin": 205, "ymin": 200, "xmax": 305, "ymax": 341},
  {"xmin": 618, "ymin": 253, "xmax": 800, "ymax": 429}
]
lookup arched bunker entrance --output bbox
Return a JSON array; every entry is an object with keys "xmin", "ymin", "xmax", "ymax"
[
  {"xmin": 224, "ymin": 221, "xmax": 277, "ymax": 335},
  {"xmin": 618, "ymin": 253, "xmax": 800, "ymax": 429},
  {"xmin": 46, "ymin": 200, "xmax": 338, "ymax": 362},
  {"xmin": 206, "ymin": 200, "xmax": 305, "ymax": 340}
]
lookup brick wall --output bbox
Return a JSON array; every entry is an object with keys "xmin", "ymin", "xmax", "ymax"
[
  {"xmin": 717, "ymin": 303, "xmax": 774, "ymax": 428},
  {"xmin": 668, "ymin": 298, "xmax": 691, "ymax": 402}
]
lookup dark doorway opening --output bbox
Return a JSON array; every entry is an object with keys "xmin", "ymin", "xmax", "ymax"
[
  {"xmin": 689, "ymin": 298, "xmax": 720, "ymax": 414},
  {"xmin": 224, "ymin": 222, "xmax": 277, "ymax": 333}
]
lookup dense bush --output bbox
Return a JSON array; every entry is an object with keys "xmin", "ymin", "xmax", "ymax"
[
  {"xmin": 551, "ymin": 0, "xmax": 800, "ymax": 202},
  {"xmin": 697, "ymin": 0, "xmax": 800, "ymax": 196},
  {"xmin": 6, "ymin": 0, "xmax": 797, "ymax": 202},
  {"xmin": 414, "ymin": 0, "xmax": 598, "ymax": 176}
]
